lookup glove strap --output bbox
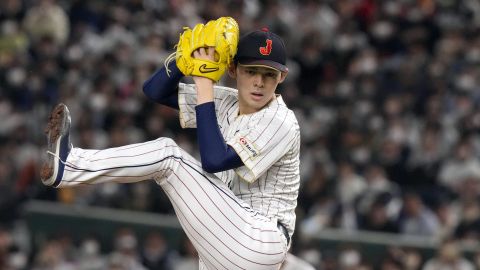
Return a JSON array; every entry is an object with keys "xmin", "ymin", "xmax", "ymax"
[{"xmin": 164, "ymin": 52, "xmax": 177, "ymax": 77}]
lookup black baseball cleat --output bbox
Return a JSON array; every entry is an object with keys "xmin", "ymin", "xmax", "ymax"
[{"xmin": 40, "ymin": 103, "xmax": 72, "ymax": 187}]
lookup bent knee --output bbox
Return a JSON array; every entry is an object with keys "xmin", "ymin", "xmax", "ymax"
[
  {"xmin": 158, "ymin": 137, "xmax": 177, "ymax": 147},
  {"xmin": 155, "ymin": 137, "xmax": 183, "ymax": 157}
]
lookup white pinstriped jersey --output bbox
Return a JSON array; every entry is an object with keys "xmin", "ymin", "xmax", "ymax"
[{"xmin": 178, "ymin": 83, "xmax": 301, "ymax": 237}]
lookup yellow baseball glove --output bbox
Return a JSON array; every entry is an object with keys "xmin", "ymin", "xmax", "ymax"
[{"xmin": 171, "ymin": 17, "xmax": 239, "ymax": 82}]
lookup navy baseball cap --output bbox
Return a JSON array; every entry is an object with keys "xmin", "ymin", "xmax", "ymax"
[{"xmin": 234, "ymin": 28, "xmax": 288, "ymax": 72}]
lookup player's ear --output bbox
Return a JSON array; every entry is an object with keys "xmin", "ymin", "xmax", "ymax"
[
  {"xmin": 278, "ymin": 71, "xmax": 288, "ymax": 84},
  {"xmin": 227, "ymin": 62, "xmax": 237, "ymax": 79}
]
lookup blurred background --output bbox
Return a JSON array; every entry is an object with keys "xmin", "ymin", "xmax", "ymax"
[{"xmin": 1, "ymin": 0, "xmax": 480, "ymax": 269}]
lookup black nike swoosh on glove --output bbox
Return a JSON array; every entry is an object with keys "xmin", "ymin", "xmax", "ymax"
[{"xmin": 199, "ymin": 64, "xmax": 219, "ymax": 73}]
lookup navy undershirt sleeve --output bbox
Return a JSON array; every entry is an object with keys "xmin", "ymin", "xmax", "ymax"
[
  {"xmin": 195, "ymin": 102, "xmax": 244, "ymax": 173},
  {"xmin": 142, "ymin": 61, "xmax": 183, "ymax": 109}
]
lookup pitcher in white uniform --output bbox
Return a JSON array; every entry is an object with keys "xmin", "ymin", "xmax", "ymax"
[{"xmin": 41, "ymin": 26, "xmax": 302, "ymax": 270}]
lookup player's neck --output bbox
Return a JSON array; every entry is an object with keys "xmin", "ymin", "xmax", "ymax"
[{"xmin": 238, "ymin": 105, "xmax": 255, "ymax": 115}]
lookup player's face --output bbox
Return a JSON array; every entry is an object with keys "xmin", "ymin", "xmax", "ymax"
[{"xmin": 233, "ymin": 65, "xmax": 287, "ymax": 115}]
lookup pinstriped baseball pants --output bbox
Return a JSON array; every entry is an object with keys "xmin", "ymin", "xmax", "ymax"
[{"xmin": 58, "ymin": 137, "xmax": 288, "ymax": 270}]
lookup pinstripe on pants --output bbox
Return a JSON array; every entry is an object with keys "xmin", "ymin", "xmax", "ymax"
[{"xmin": 59, "ymin": 137, "xmax": 288, "ymax": 270}]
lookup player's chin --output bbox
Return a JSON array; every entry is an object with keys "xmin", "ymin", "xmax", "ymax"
[{"xmin": 247, "ymin": 98, "xmax": 267, "ymax": 109}]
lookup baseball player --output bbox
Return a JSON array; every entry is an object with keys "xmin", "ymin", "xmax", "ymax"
[{"xmin": 41, "ymin": 18, "xmax": 301, "ymax": 270}]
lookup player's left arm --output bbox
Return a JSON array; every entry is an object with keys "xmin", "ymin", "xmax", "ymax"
[
  {"xmin": 192, "ymin": 47, "xmax": 244, "ymax": 173},
  {"xmin": 229, "ymin": 112, "xmax": 300, "ymax": 183}
]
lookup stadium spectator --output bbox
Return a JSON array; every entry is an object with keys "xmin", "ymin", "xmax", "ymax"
[
  {"xmin": 109, "ymin": 228, "xmax": 146, "ymax": 270},
  {"xmin": 23, "ymin": 0, "xmax": 69, "ymax": 47},
  {"xmin": 397, "ymin": 192, "xmax": 440, "ymax": 236},
  {"xmin": 140, "ymin": 231, "xmax": 175, "ymax": 270},
  {"xmin": 422, "ymin": 239, "xmax": 475, "ymax": 270},
  {"xmin": 77, "ymin": 236, "xmax": 106, "ymax": 270}
]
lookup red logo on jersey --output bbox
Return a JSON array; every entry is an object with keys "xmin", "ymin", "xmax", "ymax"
[
  {"xmin": 259, "ymin": 39, "xmax": 273, "ymax": 55},
  {"xmin": 239, "ymin": 137, "xmax": 258, "ymax": 158}
]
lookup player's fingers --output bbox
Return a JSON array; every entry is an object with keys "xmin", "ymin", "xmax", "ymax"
[
  {"xmin": 193, "ymin": 50, "xmax": 200, "ymax": 59},
  {"xmin": 199, "ymin": 47, "xmax": 207, "ymax": 56},
  {"xmin": 193, "ymin": 48, "xmax": 207, "ymax": 59},
  {"xmin": 207, "ymin": 47, "xmax": 215, "ymax": 56},
  {"xmin": 207, "ymin": 47, "xmax": 218, "ymax": 62}
]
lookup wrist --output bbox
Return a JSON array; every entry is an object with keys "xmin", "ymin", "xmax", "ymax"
[
  {"xmin": 194, "ymin": 77, "xmax": 214, "ymax": 104},
  {"xmin": 194, "ymin": 76, "xmax": 215, "ymax": 88}
]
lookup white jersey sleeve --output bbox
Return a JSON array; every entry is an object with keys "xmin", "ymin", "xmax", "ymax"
[
  {"xmin": 228, "ymin": 108, "xmax": 299, "ymax": 183},
  {"xmin": 177, "ymin": 83, "xmax": 198, "ymax": 128},
  {"xmin": 177, "ymin": 83, "xmax": 237, "ymax": 128}
]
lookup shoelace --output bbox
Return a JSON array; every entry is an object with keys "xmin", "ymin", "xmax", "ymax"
[
  {"xmin": 46, "ymin": 147, "xmax": 75, "ymax": 168},
  {"xmin": 46, "ymin": 150, "xmax": 67, "ymax": 164}
]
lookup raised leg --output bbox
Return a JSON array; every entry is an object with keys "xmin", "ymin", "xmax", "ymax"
[{"xmin": 41, "ymin": 104, "xmax": 287, "ymax": 270}]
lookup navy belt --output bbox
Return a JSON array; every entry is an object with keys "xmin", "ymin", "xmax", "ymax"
[{"xmin": 277, "ymin": 222, "xmax": 290, "ymax": 246}]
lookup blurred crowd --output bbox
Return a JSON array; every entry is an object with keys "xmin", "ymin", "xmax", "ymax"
[
  {"xmin": 0, "ymin": 224, "xmax": 201, "ymax": 270},
  {"xmin": 1, "ymin": 0, "xmax": 480, "ymax": 269}
]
